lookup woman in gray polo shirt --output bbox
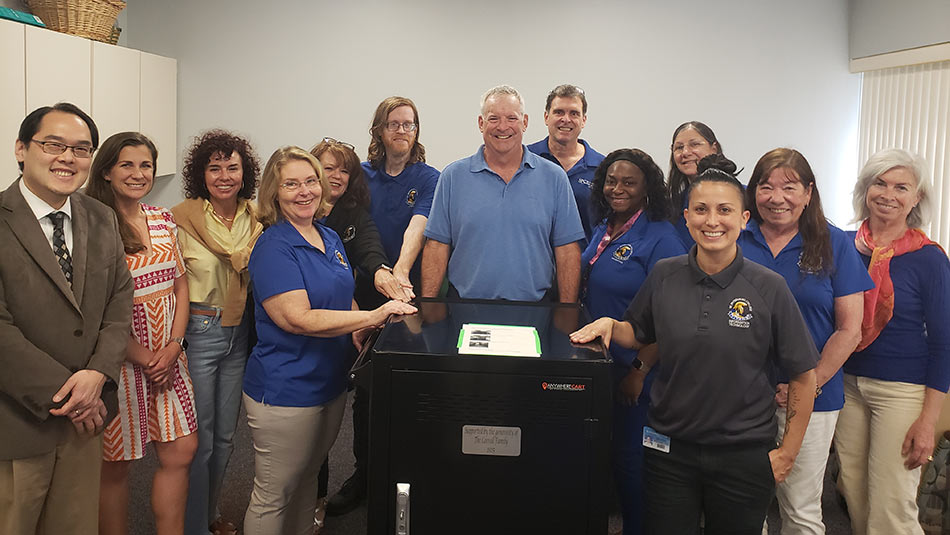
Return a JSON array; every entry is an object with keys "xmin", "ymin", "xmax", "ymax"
[{"xmin": 572, "ymin": 154, "xmax": 818, "ymax": 535}]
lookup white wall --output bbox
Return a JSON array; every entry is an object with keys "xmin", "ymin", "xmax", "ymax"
[
  {"xmin": 124, "ymin": 0, "xmax": 861, "ymax": 227},
  {"xmin": 850, "ymin": 0, "xmax": 950, "ymax": 59}
]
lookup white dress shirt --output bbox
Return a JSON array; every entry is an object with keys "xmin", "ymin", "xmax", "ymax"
[{"xmin": 19, "ymin": 178, "xmax": 74, "ymax": 253}]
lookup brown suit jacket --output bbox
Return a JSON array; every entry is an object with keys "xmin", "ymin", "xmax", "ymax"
[{"xmin": 0, "ymin": 179, "xmax": 133, "ymax": 460}]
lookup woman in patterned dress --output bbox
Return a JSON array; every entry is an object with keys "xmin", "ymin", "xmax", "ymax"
[{"xmin": 86, "ymin": 132, "xmax": 198, "ymax": 535}]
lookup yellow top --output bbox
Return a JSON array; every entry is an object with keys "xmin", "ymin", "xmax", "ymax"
[{"xmin": 178, "ymin": 199, "xmax": 255, "ymax": 307}]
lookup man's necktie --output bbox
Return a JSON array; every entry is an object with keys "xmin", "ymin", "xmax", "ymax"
[{"xmin": 48, "ymin": 211, "xmax": 73, "ymax": 287}]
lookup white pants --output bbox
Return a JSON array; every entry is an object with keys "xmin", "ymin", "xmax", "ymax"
[
  {"xmin": 834, "ymin": 374, "xmax": 925, "ymax": 535},
  {"xmin": 243, "ymin": 393, "xmax": 346, "ymax": 535},
  {"xmin": 763, "ymin": 408, "xmax": 838, "ymax": 535}
]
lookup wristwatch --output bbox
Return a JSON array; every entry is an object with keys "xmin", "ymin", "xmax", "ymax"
[
  {"xmin": 632, "ymin": 358, "xmax": 651, "ymax": 373},
  {"xmin": 171, "ymin": 336, "xmax": 188, "ymax": 351}
]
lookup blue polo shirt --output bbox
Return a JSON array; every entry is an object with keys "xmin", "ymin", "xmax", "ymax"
[
  {"xmin": 245, "ymin": 221, "xmax": 354, "ymax": 407},
  {"xmin": 361, "ymin": 161, "xmax": 439, "ymax": 281},
  {"xmin": 582, "ymin": 216, "xmax": 686, "ymax": 367},
  {"xmin": 738, "ymin": 220, "xmax": 873, "ymax": 411},
  {"xmin": 424, "ymin": 145, "xmax": 585, "ymax": 301},
  {"xmin": 527, "ymin": 137, "xmax": 605, "ymax": 248}
]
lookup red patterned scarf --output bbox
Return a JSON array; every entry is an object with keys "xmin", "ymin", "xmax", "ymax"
[{"xmin": 854, "ymin": 219, "xmax": 941, "ymax": 351}]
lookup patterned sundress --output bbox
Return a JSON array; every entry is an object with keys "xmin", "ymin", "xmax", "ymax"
[{"xmin": 103, "ymin": 204, "xmax": 198, "ymax": 461}]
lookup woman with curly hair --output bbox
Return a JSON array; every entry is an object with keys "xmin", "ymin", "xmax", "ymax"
[
  {"xmin": 86, "ymin": 132, "xmax": 198, "ymax": 535},
  {"xmin": 172, "ymin": 130, "xmax": 262, "ymax": 535},
  {"xmin": 582, "ymin": 148, "xmax": 684, "ymax": 535}
]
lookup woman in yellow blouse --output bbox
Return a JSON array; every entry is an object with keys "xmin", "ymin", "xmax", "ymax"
[{"xmin": 172, "ymin": 130, "xmax": 262, "ymax": 535}]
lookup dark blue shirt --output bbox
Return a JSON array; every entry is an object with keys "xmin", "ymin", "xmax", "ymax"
[
  {"xmin": 361, "ymin": 161, "xmax": 439, "ymax": 281},
  {"xmin": 527, "ymin": 137, "xmax": 605, "ymax": 248},
  {"xmin": 739, "ymin": 221, "xmax": 874, "ymax": 410},
  {"xmin": 245, "ymin": 221, "xmax": 354, "ymax": 407},
  {"xmin": 673, "ymin": 195, "xmax": 693, "ymax": 249},
  {"xmin": 581, "ymin": 215, "xmax": 685, "ymax": 368},
  {"xmin": 843, "ymin": 234, "xmax": 950, "ymax": 392}
]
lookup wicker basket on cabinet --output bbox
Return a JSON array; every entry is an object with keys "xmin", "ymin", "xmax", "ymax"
[{"xmin": 26, "ymin": 0, "xmax": 126, "ymax": 43}]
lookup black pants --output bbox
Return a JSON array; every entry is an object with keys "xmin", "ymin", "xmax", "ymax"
[{"xmin": 644, "ymin": 438, "xmax": 775, "ymax": 535}]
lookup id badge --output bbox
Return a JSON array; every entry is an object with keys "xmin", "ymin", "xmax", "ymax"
[{"xmin": 642, "ymin": 426, "xmax": 671, "ymax": 453}]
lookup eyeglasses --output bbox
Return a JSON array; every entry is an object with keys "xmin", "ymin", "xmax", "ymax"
[
  {"xmin": 672, "ymin": 140, "xmax": 709, "ymax": 155},
  {"xmin": 30, "ymin": 139, "xmax": 95, "ymax": 158},
  {"xmin": 279, "ymin": 177, "xmax": 321, "ymax": 191},
  {"xmin": 384, "ymin": 121, "xmax": 417, "ymax": 133},
  {"xmin": 322, "ymin": 137, "xmax": 355, "ymax": 151}
]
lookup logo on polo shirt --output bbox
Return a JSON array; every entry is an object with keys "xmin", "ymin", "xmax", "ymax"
[
  {"xmin": 335, "ymin": 250, "xmax": 348, "ymax": 268},
  {"xmin": 578, "ymin": 178, "xmax": 593, "ymax": 189},
  {"xmin": 612, "ymin": 244, "xmax": 633, "ymax": 263},
  {"xmin": 727, "ymin": 298, "xmax": 753, "ymax": 329},
  {"xmin": 406, "ymin": 189, "xmax": 417, "ymax": 207},
  {"xmin": 341, "ymin": 225, "xmax": 356, "ymax": 243}
]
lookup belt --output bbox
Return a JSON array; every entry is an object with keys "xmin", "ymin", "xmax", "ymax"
[{"xmin": 190, "ymin": 307, "xmax": 221, "ymax": 317}]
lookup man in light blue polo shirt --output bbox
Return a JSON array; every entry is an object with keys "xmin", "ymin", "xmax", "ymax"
[
  {"xmin": 527, "ymin": 84, "xmax": 605, "ymax": 248},
  {"xmin": 421, "ymin": 85, "xmax": 584, "ymax": 302}
]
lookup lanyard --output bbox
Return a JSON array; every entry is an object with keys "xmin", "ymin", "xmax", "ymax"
[{"xmin": 587, "ymin": 209, "xmax": 643, "ymax": 268}]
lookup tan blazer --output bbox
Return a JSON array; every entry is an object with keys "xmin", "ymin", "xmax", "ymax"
[{"xmin": 0, "ymin": 179, "xmax": 133, "ymax": 460}]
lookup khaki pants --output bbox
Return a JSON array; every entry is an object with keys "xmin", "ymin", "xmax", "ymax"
[
  {"xmin": 0, "ymin": 427, "xmax": 103, "ymax": 535},
  {"xmin": 834, "ymin": 374, "xmax": 925, "ymax": 535},
  {"xmin": 243, "ymin": 393, "xmax": 346, "ymax": 535}
]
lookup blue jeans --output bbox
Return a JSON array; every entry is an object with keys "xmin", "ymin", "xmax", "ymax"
[{"xmin": 184, "ymin": 305, "xmax": 249, "ymax": 534}]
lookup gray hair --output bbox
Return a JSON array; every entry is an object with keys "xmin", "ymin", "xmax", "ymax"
[
  {"xmin": 852, "ymin": 148, "xmax": 932, "ymax": 228},
  {"xmin": 480, "ymin": 85, "xmax": 525, "ymax": 117}
]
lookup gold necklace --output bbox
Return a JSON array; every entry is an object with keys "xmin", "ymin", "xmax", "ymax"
[{"xmin": 212, "ymin": 207, "xmax": 235, "ymax": 222}]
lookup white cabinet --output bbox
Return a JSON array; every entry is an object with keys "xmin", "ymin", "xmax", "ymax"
[
  {"xmin": 0, "ymin": 19, "xmax": 26, "ymax": 187},
  {"xmin": 0, "ymin": 22, "xmax": 177, "ymax": 192},
  {"xmin": 25, "ymin": 25, "xmax": 91, "ymax": 114},
  {"xmin": 140, "ymin": 52, "xmax": 177, "ymax": 177},
  {"xmin": 92, "ymin": 41, "xmax": 141, "ymax": 143}
]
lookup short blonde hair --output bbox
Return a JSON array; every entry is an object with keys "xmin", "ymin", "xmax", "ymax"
[
  {"xmin": 851, "ymin": 148, "xmax": 932, "ymax": 228},
  {"xmin": 257, "ymin": 146, "xmax": 331, "ymax": 228}
]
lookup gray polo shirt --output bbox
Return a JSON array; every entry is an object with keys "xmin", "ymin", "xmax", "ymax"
[{"xmin": 623, "ymin": 246, "xmax": 818, "ymax": 445}]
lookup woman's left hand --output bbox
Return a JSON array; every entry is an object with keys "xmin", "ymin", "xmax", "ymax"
[
  {"xmin": 902, "ymin": 417, "xmax": 936, "ymax": 469},
  {"xmin": 145, "ymin": 343, "xmax": 182, "ymax": 387}
]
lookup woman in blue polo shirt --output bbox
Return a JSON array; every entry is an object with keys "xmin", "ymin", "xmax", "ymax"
[
  {"xmin": 666, "ymin": 121, "xmax": 728, "ymax": 247},
  {"xmin": 242, "ymin": 146, "xmax": 416, "ymax": 535},
  {"xmin": 581, "ymin": 148, "xmax": 684, "ymax": 535},
  {"xmin": 738, "ymin": 148, "xmax": 871, "ymax": 535}
]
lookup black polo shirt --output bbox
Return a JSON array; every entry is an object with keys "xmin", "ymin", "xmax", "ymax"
[{"xmin": 623, "ymin": 246, "xmax": 818, "ymax": 445}]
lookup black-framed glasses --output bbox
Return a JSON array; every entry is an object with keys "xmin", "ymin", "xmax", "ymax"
[
  {"xmin": 322, "ymin": 137, "xmax": 355, "ymax": 151},
  {"xmin": 383, "ymin": 121, "xmax": 417, "ymax": 133},
  {"xmin": 30, "ymin": 139, "xmax": 95, "ymax": 158}
]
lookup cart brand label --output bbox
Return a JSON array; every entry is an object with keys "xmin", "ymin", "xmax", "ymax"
[
  {"xmin": 541, "ymin": 382, "xmax": 586, "ymax": 392},
  {"xmin": 461, "ymin": 425, "xmax": 521, "ymax": 457}
]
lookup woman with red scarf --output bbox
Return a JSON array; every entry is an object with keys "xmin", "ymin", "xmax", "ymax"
[{"xmin": 835, "ymin": 148, "xmax": 950, "ymax": 535}]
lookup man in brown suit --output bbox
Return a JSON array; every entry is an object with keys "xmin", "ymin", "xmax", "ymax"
[{"xmin": 0, "ymin": 103, "xmax": 133, "ymax": 534}]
